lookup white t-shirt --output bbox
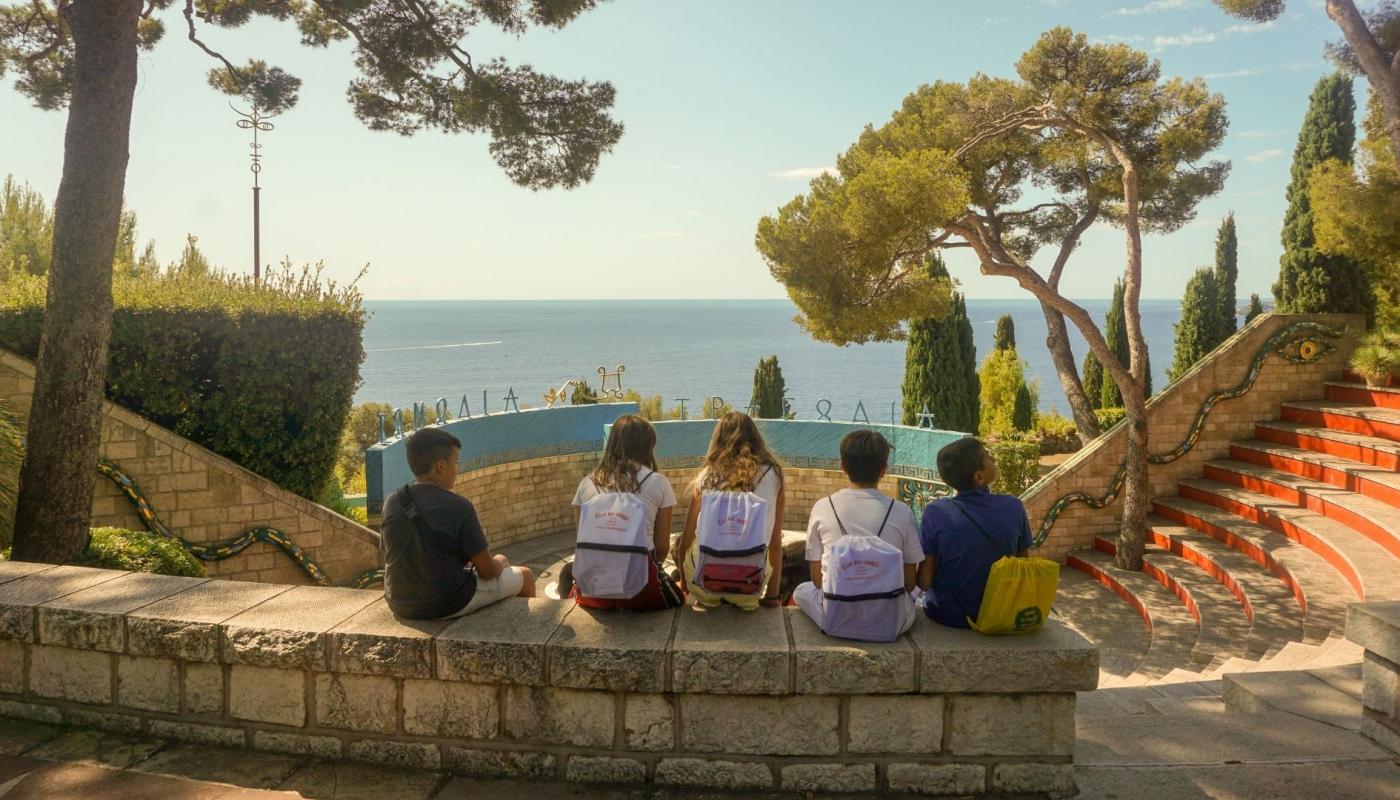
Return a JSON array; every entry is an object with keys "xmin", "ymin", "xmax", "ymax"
[
  {"xmin": 805, "ymin": 488, "xmax": 923, "ymax": 565},
  {"xmin": 572, "ymin": 466, "xmax": 677, "ymax": 547},
  {"xmin": 696, "ymin": 465, "xmax": 783, "ymax": 537}
]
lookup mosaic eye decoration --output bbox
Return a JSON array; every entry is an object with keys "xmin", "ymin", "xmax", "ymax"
[{"xmin": 1276, "ymin": 336, "xmax": 1334, "ymax": 364}]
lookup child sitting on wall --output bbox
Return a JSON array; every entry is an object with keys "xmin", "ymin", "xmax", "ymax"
[
  {"xmin": 563, "ymin": 414, "xmax": 685, "ymax": 610},
  {"xmin": 379, "ymin": 428, "xmax": 536, "ymax": 620},
  {"xmin": 917, "ymin": 437, "xmax": 1032, "ymax": 628},
  {"xmin": 793, "ymin": 430, "xmax": 922, "ymax": 640}
]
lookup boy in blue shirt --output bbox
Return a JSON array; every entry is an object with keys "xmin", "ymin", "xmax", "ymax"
[{"xmin": 917, "ymin": 437, "xmax": 1032, "ymax": 628}]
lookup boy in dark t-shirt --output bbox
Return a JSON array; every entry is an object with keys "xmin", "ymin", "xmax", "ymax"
[
  {"xmin": 380, "ymin": 428, "xmax": 535, "ymax": 619},
  {"xmin": 917, "ymin": 437, "xmax": 1032, "ymax": 628}
]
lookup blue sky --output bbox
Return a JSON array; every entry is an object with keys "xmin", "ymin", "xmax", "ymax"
[{"xmin": 0, "ymin": 0, "xmax": 1348, "ymax": 301}]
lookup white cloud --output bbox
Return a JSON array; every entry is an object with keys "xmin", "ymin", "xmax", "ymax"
[
  {"xmin": 627, "ymin": 230, "xmax": 686, "ymax": 239},
  {"xmin": 1239, "ymin": 129, "xmax": 1283, "ymax": 140},
  {"xmin": 1202, "ymin": 60, "xmax": 1317, "ymax": 79},
  {"xmin": 1105, "ymin": 0, "xmax": 1194, "ymax": 17},
  {"xmin": 1153, "ymin": 20, "xmax": 1275, "ymax": 50},
  {"xmin": 769, "ymin": 166, "xmax": 835, "ymax": 180},
  {"xmin": 1246, "ymin": 148, "xmax": 1285, "ymax": 163}
]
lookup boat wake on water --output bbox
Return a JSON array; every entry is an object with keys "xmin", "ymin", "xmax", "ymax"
[{"xmin": 366, "ymin": 341, "xmax": 504, "ymax": 353}]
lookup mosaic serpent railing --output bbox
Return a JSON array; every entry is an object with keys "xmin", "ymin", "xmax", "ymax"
[
  {"xmin": 898, "ymin": 476, "xmax": 954, "ymax": 524},
  {"xmin": 1031, "ymin": 320, "xmax": 1348, "ymax": 547},
  {"xmin": 98, "ymin": 459, "xmax": 384, "ymax": 589}
]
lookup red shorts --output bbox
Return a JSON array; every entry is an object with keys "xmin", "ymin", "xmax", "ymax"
[{"xmin": 571, "ymin": 558, "xmax": 685, "ymax": 611}]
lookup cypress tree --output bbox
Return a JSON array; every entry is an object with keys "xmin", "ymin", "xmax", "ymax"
[
  {"xmin": 994, "ymin": 315, "xmax": 1016, "ymax": 351},
  {"xmin": 901, "ymin": 254, "xmax": 979, "ymax": 432},
  {"xmin": 1244, "ymin": 293, "xmax": 1265, "ymax": 324},
  {"xmin": 750, "ymin": 355, "xmax": 787, "ymax": 418},
  {"xmin": 1101, "ymin": 279, "xmax": 1152, "ymax": 407},
  {"xmin": 1012, "ymin": 384, "xmax": 1034, "ymax": 432},
  {"xmin": 1214, "ymin": 213, "xmax": 1238, "ymax": 338},
  {"xmin": 1169, "ymin": 267, "xmax": 1222, "ymax": 382},
  {"xmin": 1082, "ymin": 352, "xmax": 1105, "ymax": 410},
  {"xmin": 1274, "ymin": 73, "xmax": 1369, "ymax": 314}
]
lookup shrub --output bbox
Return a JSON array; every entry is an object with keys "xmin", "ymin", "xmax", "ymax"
[
  {"xmin": 73, "ymin": 528, "xmax": 205, "ymax": 577},
  {"xmin": 0, "ymin": 401, "xmax": 19, "ymax": 548},
  {"xmin": 0, "ymin": 263, "xmax": 366, "ymax": 500},
  {"xmin": 1350, "ymin": 330, "xmax": 1400, "ymax": 386},
  {"xmin": 1094, "ymin": 407, "xmax": 1127, "ymax": 430},
  {"xmin": 1033, "ymin": 411, "xmax": 1081, "ymax": 454},
  {"xmin": 987, "ymin": 438, "xmax": 1041, "ymax": 496},
  {"xmin": 979, "ymin": 348, "xmax": 1037, "ymax": 436}
]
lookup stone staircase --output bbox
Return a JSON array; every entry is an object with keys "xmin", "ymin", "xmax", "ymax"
[{"xmin": 1055, "ymin": 380, "xmax": 1400, "ymax": 688}]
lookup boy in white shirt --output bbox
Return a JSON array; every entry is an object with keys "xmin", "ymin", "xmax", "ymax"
[{"xmin": 794, "ymin": 430, "xmax": 923, "ymax": 636}]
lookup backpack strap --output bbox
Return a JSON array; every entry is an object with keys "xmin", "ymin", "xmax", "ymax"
[
  {"xmin": 874, "ymin": 499, "xmax": 896, "ymax": 538},
  {"xmin": 827, "ymin": 496, "xmax": 849, "ymax": 538},
  {"xmin": 945, "ymin": 497, "xmax": 1013, "ymax": 559}
]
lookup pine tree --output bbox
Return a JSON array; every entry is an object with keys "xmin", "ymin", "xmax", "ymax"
[
  {"xmin": 1274, "ymin": 73, "xmax": 1369, "ymax": 314},
  {"xmin": 901, "ymin": 254, "xmax": 979, "ymax": 432},
  {"xmin": 1170, "ymin": 267, "xmax": 1223, "ymax": 382},
  {"xmin": 750, "ymin": 355, "xmax": 787, "ymax": 418},
  {"xmin": 1101, "ymin": 279, "xmax": 1151, "ymax": 406},
  {"xmin": 994, "ymin": 314, "xmax": 1016, "ymax": 351},
  {"xmin": 1213, "ymin": 213, "xmax": 1238, "ymax": 338},
  {"xmin": 1012, "ymin": 384, "xmax": 1034, "ymax": 432},
  {"xmin": 1244, "ymin": 293, "xmax": 1265, "ymax": 324}
]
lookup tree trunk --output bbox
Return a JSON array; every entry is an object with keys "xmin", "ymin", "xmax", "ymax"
[
  {"xmin": 1115, "ymin": 384, "xmax": 1150, "ymax": 570},
  {"xmin": 10, "ymin": 0, "xmax": 142, "ymax": 564},
  {"xmin": 1326, "ymin": 0, "xmax": 1400, "ymax": 169},
  {"xmin": 1041, "ymin": 303, "xmax": 1101, "ymax": 439}
]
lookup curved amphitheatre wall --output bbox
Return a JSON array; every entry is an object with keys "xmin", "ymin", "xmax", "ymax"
[
  {"xmin": 0, "ymin": 348, "xmax": 380, "ymax": 586},
  {"xmin": 1026, "ymin": 312, "xmax": 1365, "ymax": 561},
  {"xmin": 0, "ymin": 561, "xmax": 1096, "ymax": 794},
  {"xmin": 366, "ymin": 409, "xmax": 966, "ymax": 545}
]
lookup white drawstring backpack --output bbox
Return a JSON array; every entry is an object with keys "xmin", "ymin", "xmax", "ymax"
[
  {"xmin": 690, "ymin": 467, "xmax": 772, "ymax": 602},
  {"xmin": 573, "ymin": 472, "xmax": 655, "ymax": 599},
  {"xmin": 821, "ymin": 498, "xmax": 907, "ymax": 642}
]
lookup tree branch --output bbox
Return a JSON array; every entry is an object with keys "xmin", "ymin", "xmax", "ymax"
[
  {"xmin": 1326, "ymin": 0, "xmax": 1397, "ymax": 86},
  {"xmin": 183, "ymin": 0, "xmax": 239, "ymax": 80}
]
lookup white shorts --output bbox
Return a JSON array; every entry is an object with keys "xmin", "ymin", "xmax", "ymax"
[{"xmin": 440, "ymin": 566, "xmax": 527, "ymax": 618}]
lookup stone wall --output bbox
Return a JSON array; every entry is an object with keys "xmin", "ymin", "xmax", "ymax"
[
  {"xmin": 0, "ymin": 348, "xmax": 380, "ymax": 586},
  {"xmin": 1026, "ymin": 313, "xmax": 1365, "ymax": 562},
  {"xmin": 0, "ymin": 562, "xmax": 1097, "ymax": 795},
  {"xmin": 1348, "ymin": 601, "xmax": 1400, "ymax": 754},
  {"xmin": 450, "ymin": 453, "xmax": 902, "ymax": 547}
]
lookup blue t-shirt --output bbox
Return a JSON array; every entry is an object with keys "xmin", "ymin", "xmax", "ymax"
[{"xmin": 918, "ymin": 488, "xmax": 1033, "ymax": 628}]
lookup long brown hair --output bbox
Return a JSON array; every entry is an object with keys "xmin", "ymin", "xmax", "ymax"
[
  {"xmin": 696, "ymin": 411, "xmax": 783, "ymax": 491},
  {"xmin": 592, "ymin": 414, "xmax": 659, "ymax": 492}
]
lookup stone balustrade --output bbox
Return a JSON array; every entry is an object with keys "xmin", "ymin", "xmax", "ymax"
[
  {"xmin": 0, "ymin": 561, "xmax": 1097, "ymax": 796},
  {"xmin": 1348, "ymin": 601, "xmax": 1400, "ymax": 754}
]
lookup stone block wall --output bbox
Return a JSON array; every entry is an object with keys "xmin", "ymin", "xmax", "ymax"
[
  {"xmin": 1025, "ymin": 313, "xmax": 1365, "ymax": 561},
  {"xmin": 1349, "ymin": 601, "xmax": 1400, "ymax": 754},
  {"xmin": 0, "ymin": 348, "xmax": 380, "ymax": 586},
  {"xmin": 0, "ymin": 562, "xmax": 1097, "ymax": 795}
]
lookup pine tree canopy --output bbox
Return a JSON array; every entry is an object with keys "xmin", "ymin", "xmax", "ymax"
[{"xmin": 1274, "ymin": 72, "xmax": 1370, "ymax": 314}]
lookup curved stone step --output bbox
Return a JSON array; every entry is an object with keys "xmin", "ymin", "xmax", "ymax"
[
  {"xmin": 1325, "ymin": 380, "xmax": 1400, "ymax": 410},
  {"xmin": 1066, "ymin": 548, "xmax": 1202, "ymax": 680},
  {"xmin": 1051, "ymin": 568, "xmax": 1150, "ymax": 682},
  {"xmin": 1281, "ymin": 400, "xmax": 1400, "ymax": 442},
  {"xmin": 1176, "ymin": 478, "xmax": 1400, "ymax": 605},
  {"xmin": 1255, "ymin": 420, "xmax": 1400, "ymax": 471},
  {"xmin": 1145, "ymin": 519, "xmax": 1305, "ymax": 659},
  {"xmin": 1201, "ymin": 459, "xmax": 1400, "ymax": 559},
  {"xmin": 1135, "ymin": 543, "xmax": 1252, "ymax": 670},
  {"xmin": 1151, "ymin": 495, "xmax": 1356, "ymax": 643},
  {"xmin": 1230, "ymin": 439, "xmax": 1400, "ymax": 508}
]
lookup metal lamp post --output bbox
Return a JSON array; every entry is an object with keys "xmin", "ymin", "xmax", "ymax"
[{"xmin": 232, "ymin": 104, "xmax": 277, "ymax": 285}]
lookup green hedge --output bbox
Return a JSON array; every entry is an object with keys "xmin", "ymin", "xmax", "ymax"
[
  {"xmin": 74, "ymin": 528, "xmax": 205, "ymax": 577},
  {"xmin": 0, "ymin": 265, "xmax": 365, "ymax": 500},
  {"xmin": 1094, "ymin": 407, "xmax": 1127, "ymax": 431}
]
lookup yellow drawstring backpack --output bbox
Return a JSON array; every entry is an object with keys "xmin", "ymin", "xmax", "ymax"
[{"xmin": 941, "ymin": 499, "xmax": 1058, "ymax": 635}]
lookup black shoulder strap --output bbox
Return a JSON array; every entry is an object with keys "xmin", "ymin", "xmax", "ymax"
[
  {"xmin": 946, "ymin": 497, "xmax": 1012, "ymax": 559},
  {"xmin": 637, "ymin": 469, "xmax": 654, "ymax": 491},
  {"xmin": 875, "ymin": 499, "xmax": 896, "ymax": 538},
  {"xmin": 401, "ymin": 484, "xmax": 434, "ymax": 539},
  {"xmin": 828, "ymin": 496, "xmax": 848, "ymax": 537}
]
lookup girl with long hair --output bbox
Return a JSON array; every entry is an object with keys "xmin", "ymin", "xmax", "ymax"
[
  {"xmin": 566, "ymin": 414, "xmax": 683, "ymax": 610},
  {"xmin": 677, "ymin": 411, "xmax": 787, "ymax": 609}
]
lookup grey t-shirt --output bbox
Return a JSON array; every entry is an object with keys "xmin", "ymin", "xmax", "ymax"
[{"xmin": 380, "ymin": 483, "xmax": 489, "ymax": 619}]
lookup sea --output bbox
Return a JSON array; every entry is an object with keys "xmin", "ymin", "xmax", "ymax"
[{"xmin": 356, "ymin": 299, "xmax": 1184, "ymax": 425}]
